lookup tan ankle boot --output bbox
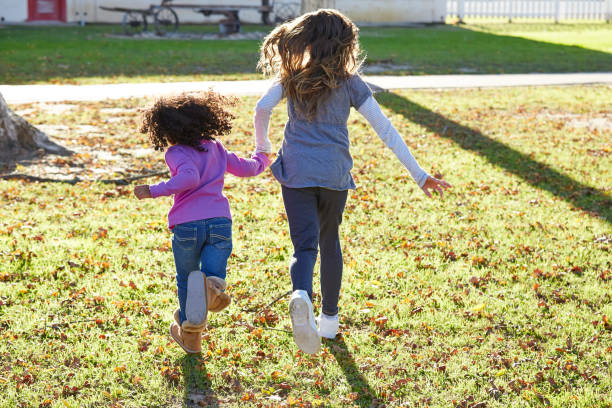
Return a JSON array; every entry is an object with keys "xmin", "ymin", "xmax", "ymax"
[
  {"xmin": 207, "ymin": 276, "xmax": 231, "ymax": 313},
  {"xmin": 172, "ymin": 309, "xmax": 206, "ymax": 331},
  {"xmin": 169, "ymin": 322, "xmax": 202, "ymax": 354}
]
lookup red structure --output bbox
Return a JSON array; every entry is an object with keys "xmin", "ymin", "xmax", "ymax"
[{"xmin": 28, "ymin": 0, "xmax": 66, "ymax": 22}]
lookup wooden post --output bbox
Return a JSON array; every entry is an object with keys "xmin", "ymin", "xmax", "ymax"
[
  {"xmin": 554, "ymin": 0, "xmax": 560, "ymax": 23},
  {"xmin": 261, "ymin": 0, "xmax": 271, "ymax": 24},
  {"xmin": 508, "ymin": 0, "xmax": 513, "ymax": 23},
  {"xmin": 606, "ymin": 0, "xmax": 612, "ymax": 22},
  {"xmin": 81, "ymin": 0, "xmax": 87, "ymax": 26},
  {"xmin": 458, "ymin": 0, "xmax": 465, "ymax": 23}
]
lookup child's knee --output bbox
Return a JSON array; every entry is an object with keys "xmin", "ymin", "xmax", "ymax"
[{"xmin": 292, "ymin": 247, "xmax": 318, "ymax": 262}]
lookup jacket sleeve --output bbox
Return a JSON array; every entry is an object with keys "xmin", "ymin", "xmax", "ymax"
[
  {"xmin": 149, "ymin": 148, "xmax": 200, "ymax": 197},
  {"xmin": 226, "ymin": 151, "xmax": 271, "ymax": 178}
]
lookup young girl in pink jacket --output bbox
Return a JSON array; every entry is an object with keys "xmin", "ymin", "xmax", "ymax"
[{"xmin": 134, "ymin": 91, "xmax": 270, "ymax": 354}]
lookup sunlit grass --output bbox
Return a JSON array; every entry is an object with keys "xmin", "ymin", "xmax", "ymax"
[
  {"xmin": 1, "ymin": 22, "xmax": 611, "ymax": 84},
  {"xmin": 0, "ymin": 85, "xmax": 610, "ymax": 407}
]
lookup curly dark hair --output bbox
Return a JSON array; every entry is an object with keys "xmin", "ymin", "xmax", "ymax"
[{"xmin": 140, "ymin": 91, "xmax": 237, "ymax": 151}]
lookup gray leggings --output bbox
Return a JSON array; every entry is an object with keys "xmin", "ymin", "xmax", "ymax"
[{"xmin": 281, "ymin": 185, "xmax": 348, "ymax": 316}]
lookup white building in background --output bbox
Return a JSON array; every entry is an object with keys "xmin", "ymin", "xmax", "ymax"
[
  {"xmin": 0, "ymin": 0, "xmax": 447, "ymax": 25},
  {"xmin": 304, "ymin": 0, "xmax": 446, "ymax": 24},
  {"xmin": 5, "ymin": 0, "xmax": 608, "ymax": 25}
]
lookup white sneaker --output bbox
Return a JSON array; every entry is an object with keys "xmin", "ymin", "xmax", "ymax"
[
  {"xmin": 289, "ymin": 290, "xmax": 320, "ymax": 354},
  {"xmin": 317, "ymin": 313, "xmax": 339, "ymax": 339}
]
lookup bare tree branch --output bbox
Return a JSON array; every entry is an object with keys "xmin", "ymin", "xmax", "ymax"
[{"xmin": 0, "ymin": 171, "xmax": 169, "ymax": 185}]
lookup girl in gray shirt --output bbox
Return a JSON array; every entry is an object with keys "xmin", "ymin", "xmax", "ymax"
[{"xmin": 254, "ymin": 9, "xmax": 451, "ymax": 354}]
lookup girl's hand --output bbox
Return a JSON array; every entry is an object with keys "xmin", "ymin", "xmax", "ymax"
[
  {"xmin": 134, "ymin": 185, "xmax": 152, "ymax": 200},
  {"xmin": 421, "ymin": 176, "xmax": 452, "ymax": 198}
]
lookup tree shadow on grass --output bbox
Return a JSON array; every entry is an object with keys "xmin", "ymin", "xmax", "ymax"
[
  {"xmin": 180, "ymin": 354, "xmax": 219, "ymax": 407},
  {"xmin": 375, "ymin": 91, "xmax": 612, "ymax": 225},
  {"xmin": 325, "ymin": 335, "xmax": 382, "ymax": 408}
]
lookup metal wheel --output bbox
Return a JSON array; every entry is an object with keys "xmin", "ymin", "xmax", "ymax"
[
  {"xmin": 274, "ymin": 2, "xmax": 300, "ymax": 22},
  {"xmin": 154, "ymin": 6, "xmax": 179, "ymax": 36},
  {"xmin": 122, "ymin": 11, "xmax": 147, "ymax": 35}
]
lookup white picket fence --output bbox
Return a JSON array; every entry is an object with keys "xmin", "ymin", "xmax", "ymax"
[{"xmin": 447, "ymin": 0, "xmax": 612, "ymax": 21}]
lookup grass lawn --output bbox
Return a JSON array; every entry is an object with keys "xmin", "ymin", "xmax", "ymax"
[
  {"xmin": 0, "ymin": 22, "xmax": 611, "ymax": 84},
  {"xmin": 1, "ymin": 84, "xmax": 610, "ymax": 407}
]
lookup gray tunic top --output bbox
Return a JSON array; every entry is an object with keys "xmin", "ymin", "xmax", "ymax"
[
  {"xmin": 270, "ymin": 75, "xmax": 372, "ymax": 190},
  {"xmin": 254, "ymin": 75, "xmax": 429, "ymax": 190}
]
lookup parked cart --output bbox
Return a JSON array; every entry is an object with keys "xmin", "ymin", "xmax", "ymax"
[
  {"xmin": 99, "ymin": 5, "xmax": 155, "ymax": 35},
  {"xmin": 100, "ymin": 0, "xmax": 274, "ymax": 36}
]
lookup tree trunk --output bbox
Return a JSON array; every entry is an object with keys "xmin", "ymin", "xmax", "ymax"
[
  {"xmin": 0, "ymin": 92, "xmax": 70, "ymax": 163},
  {"xmin": 301, "ymin": 0, "xmax": 336, "ymax": 14}
]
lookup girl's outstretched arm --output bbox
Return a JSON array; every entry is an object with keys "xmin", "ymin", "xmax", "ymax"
[
  {"xmin": 226, "ymin": 151, "xmax": 271, "ymax": 178},
  {"xmin": 253, "ymin": 82, "xmax": 283, "ymax": 154},
  {"xmin": 357, "ymin": 96, "xmax": 451, "ymax": 196}
]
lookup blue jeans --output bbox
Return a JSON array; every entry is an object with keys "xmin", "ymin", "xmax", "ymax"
[{"xmin": 172, "ymin": 217, "xmax": 232, "ymax": 324}]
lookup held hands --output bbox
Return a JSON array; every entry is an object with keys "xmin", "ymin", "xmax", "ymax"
[
  {"xmin": 134, "ymin": 185, "xmax": 152, "ymax": 200},
  {"xmin": 421, "ymin": 176, "xmax": 452, "ymax": 198}
]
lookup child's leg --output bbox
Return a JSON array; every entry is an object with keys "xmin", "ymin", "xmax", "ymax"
[
  {"xmin": 200, "ymin": 217, "xmax": 233, "ymax": 313},
  {"xmin": 282, "ymin": 186, "xmax": 323, "ymax": 353},
  {"xmin": 172, "ymin": 221, "xmax": 205, "ymax": 324},
  {"xmin": 281, "ymin": 186, "xmax": 320, "ymax": 299},
  {"xmin": 317, "ymin": 188, "xmax": 348, "ymax": 317},
  {"xmin": 201, "ymin": 217, "xmax": 233, "ymax": 280}
]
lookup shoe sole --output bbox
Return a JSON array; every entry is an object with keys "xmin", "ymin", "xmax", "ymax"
[
  {"xmin": 185, "ymin": 271, "xmax": 207, "ymax": 326},
  {"xmin": 169, "ymin": 323, "xmax": 199, "ymax": 354},
  {"xmin": 289, "ymin": 297, "xmax": 320, "ymax": 354}
]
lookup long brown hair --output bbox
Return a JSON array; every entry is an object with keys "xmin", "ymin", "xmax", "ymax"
[{"xmin": 258, "ymin": 9, "xmax": 363, "ymax": 121}]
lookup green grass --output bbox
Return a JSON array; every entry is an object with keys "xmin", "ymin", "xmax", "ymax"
[
  {"xmin": 0, "ymin": 22, "xmax": 611, "ymax": 84},
  {"xmin": 1, "ymin": 85, "xmax": 611, "ymax": 407}
]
